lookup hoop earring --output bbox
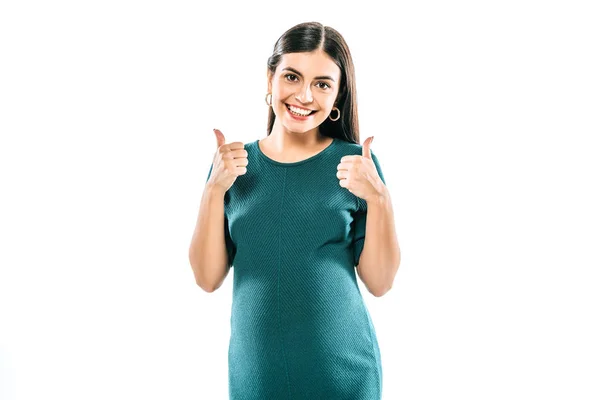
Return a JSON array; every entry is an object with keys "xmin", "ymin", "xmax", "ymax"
[
  {"xmin": 265, "ymin": 93, "xmax": 272, "ymax": 106},
  {"xmin": 328, "ymin": 107, "xmax": 340, "ymax": 121}
]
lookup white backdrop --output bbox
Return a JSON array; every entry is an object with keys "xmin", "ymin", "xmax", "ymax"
[{"xmin": 1, "ymin": 0, "xmax": 599, "ymax": 399}]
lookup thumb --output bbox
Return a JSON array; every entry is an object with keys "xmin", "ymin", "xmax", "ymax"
[
  {"xmin": 213, "ymin": 128, "xmax": 226, "ymax": 149},
  {"xmin": 362, "ymin": 136, "xmax": 374, "ymax": 159}
]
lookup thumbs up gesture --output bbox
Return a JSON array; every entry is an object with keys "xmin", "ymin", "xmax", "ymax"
[
  {"xmin": 207, "ymin": 128, "xmax": 248, "ymax": 194},
  {"xmin": 336, "ymin": 136, "xmax": 384, "ymax": 202}
]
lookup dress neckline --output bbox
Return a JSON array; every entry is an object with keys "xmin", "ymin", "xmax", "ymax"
[{"xmin": 255, "ymin": 137, "xmax": 337, "ymax": 167}]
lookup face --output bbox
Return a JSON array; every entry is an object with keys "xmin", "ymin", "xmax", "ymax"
[{"xmin": 268, "ymin": 50, "xmax": 341, "ymax": 135}]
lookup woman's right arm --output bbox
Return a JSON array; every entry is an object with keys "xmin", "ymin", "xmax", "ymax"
[
  {"xmin": 188, "ymin": 182, "xmax": 230, "ymax": 293},
  {"xmin": 189, "ymin": 129, "xmax": 245, "ymax": 292}
]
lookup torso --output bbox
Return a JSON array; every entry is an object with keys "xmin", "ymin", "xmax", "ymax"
[{"xmin": 223, "ymin": 137, "xmax": 383, "ymax": 399}]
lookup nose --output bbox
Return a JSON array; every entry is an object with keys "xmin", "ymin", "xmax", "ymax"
[{"xmin": 295, "ymin": 83, "xmax": 313, "ymax": 104}]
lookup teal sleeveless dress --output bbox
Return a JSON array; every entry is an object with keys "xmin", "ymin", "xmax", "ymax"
[{"xmin": 205, "ymin": 137, "xmax": 387, "ymax": 399}]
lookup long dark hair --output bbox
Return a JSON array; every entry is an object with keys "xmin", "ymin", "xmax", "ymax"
[{"xmin": 266, "ymin": 22, "xmax": 361, "ymax": 145}]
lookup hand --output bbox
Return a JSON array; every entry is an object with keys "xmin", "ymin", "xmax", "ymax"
[
  {"xmin": 207, "ymin": 128, "xmax": 248, "ymax": 193},
  {"xmin": 336, "ymin": 136, "xmax": 385, "ymax": 202}
]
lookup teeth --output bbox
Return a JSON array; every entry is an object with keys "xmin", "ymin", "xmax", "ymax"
[{"xmin": 288, "ymin": 105, "xmax": 312, "ymax": 116}]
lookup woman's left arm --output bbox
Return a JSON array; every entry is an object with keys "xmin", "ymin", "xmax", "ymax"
[
  {"xmin": 356, "ymin": 185, "xmax": 401, "ymax": 297},
  {"xmin": 338, "ymin": 136, "xmax": 401, "ymax": 297}
]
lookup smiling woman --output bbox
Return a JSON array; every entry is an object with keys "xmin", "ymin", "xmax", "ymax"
[
  {"xmin": 191, "ymin": 20, "xmax": 400, "ymax": 400},
  {"xmin": 266, "ymin": 49, "xmax": 343, "ymax": 138}
]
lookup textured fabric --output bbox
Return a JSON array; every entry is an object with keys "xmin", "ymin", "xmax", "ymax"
[{"xmin": 205, "ymin": 137, "xmax": 386, "ymax": 400}]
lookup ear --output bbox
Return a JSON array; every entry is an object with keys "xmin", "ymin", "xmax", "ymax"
[
  {"xmin": 266, "ymin": 68, "xmax": 273, "ymax": 92},
  {"xmin": 334, "ymin": 93, "xmax": 341, "ymax": 107}
]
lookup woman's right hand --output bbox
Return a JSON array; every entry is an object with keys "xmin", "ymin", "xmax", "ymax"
[{"xmin": 207, "ymin": 128, "xmax": 248, "ymax": 194}]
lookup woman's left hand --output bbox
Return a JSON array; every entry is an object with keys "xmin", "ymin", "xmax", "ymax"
[{"xmin": 336, "ymin": 136, "xmax": 385, "ymax": 203}]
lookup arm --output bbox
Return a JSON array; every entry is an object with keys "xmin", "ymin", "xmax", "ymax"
[
  {"xmin": 356, "ymin": 187, "xmax": 401, "ymax": 297},
  {"xmin": 188, "ymin": 183, "xmax": 232, "ymax": 293}
]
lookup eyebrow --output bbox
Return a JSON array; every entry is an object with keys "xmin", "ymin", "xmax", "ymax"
[{"xmin": 281, "ymin": 67, "xmax": 336, "ymax": 82}]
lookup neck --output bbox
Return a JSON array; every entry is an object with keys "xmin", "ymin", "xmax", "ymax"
[{"xmin": 268, "ymin": 120, "xmax": 327, "ymax": 149}]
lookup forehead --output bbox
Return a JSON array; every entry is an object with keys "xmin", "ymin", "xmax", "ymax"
[{"xmin": 277, "ymin": 51, "xmax": 341, "ymax": 79}]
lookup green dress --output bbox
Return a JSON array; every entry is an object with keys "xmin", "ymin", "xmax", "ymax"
[{"xmin": 205, "ymin": 136, "xmax": 387, "ymax": 399}]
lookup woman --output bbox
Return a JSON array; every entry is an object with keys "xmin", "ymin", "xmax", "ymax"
[{"xmin": 189, "ymin": 21, "xmax": 401, "ymax": 399}]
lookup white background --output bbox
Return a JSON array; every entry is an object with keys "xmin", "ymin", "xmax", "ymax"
[{"xmin": 1, "ymin": 0, "xmax": 599, "ymax": 399}]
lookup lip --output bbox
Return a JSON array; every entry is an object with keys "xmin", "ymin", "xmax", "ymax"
[
  {"xmin": 285, "ymin": 104, "xmax": 315, "ymax": 120},
  {"xmin": 285, "ymin": 103, "xmax": 315, "ymax": 112}
]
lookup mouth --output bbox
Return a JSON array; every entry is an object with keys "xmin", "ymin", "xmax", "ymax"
[{"xmin": 285, "ymin": 103, "xmax": 317, "ymax": 117}]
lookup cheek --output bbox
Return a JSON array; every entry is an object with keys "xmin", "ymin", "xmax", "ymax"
[{"xmin": 273, "ymin": 83, "xmax": 294, "ymax": 99}]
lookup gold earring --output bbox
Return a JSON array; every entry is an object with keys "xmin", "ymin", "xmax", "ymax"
[
  {"xmin": 265, "ymin": 93, "xmax": 272, "ymax": 106},
  {"xmin": 329, "ymin": 107, "xmax": 340, "ymax": 121}
]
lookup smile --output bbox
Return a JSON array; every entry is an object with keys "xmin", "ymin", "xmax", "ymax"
[{"xmin": 285, "ymin": 103, "xmax": 317, "ymax": 117}]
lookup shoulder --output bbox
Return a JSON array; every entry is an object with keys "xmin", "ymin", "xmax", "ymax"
[
  {"xmin": 335, "ymin": 139, "xmax": 363, "ymax": 155},
  {"xmin": 335, "ymin": 138, "xmax": 380, "ymax": 159}
]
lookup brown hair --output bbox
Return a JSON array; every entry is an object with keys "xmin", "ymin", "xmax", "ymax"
[{"xmin": 266, "ymin": 22, "xmax": 361, "ymax": 145}]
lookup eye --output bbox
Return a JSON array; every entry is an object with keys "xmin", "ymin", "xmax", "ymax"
[
  {"xmin": 317, "ymin": 82, "xmax": 331, "ymax": 90},
  {"xmin": 284, "ymin": 73, "xmax": 298, "ymax": 82}
]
